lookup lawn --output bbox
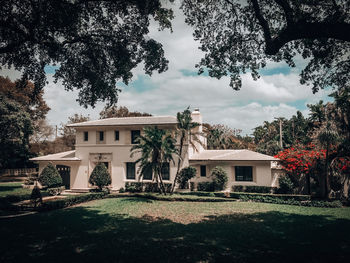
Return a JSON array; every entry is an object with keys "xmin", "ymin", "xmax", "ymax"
[
  {"xmin": 0, "ymin": 182, "xmax": 31, "ymax": 197},
  {"xmin": 1, "ymin": 197, "xmax": 350, "ymax": 262}
]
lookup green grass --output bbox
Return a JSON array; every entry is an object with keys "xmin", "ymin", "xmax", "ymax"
[
  {"xmin": 0, "ymin": 182, "xmax": 31, "ymax": 197},
  {"xmin": 1, "ymin": 197, "xmax": 349, "ymax": 262}
]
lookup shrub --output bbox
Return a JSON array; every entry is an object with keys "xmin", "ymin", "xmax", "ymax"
[
  {"xmin": 39, "ymin": 193, "xmax": 107, "ymax": 211},
  {"xmin": 197, "ymin": 182, "xmax": 215, "ymax": 192},
  {"xmin": 89, "ymin": 163, "xmax": 111, "ymax": 191},
  {"xmin": 119, "ymin": 187, "xmax": 125, "ymax": 193},
  {"xmin": 177, "ymin": 166, "xmax": 197, "ymax": 189},
  {"xmin": 47, "ymin": 186, "xmax": 65, "ymax": 196},
  {"xmin": 143, "ymin": 182, "xmax": 159, "ymax": 192},
  {"xmin": 211, "ymin": 166, "xmax": 228, "ymax": 191},
  {"xmin": 125, "ymin": 182, "xmax": 143, "ymax": 193},
  {"xmin": 232, "ymin": 185, "xmax": 244, "ymax": 192},
  {"xmin": 38, "ymin": 163, "xmax": 62, "ymax": 188},
  {"xmin": 278, "ymin": 175, "xmax": 294, "ymax": 194},
  {"xmin": 231, "ymin": 185, "xmax": 276, "ymax": 193},
  {"xmin": 190, "ymin": 182, "xmax": 195, "ymax": 191},
  {"xmin": 30, "ymin": 186, "xmax": 42, "ymax": 207},
  {"xmin": 24, "ymin": 176, "xmax": 37, "ymax": 185}
]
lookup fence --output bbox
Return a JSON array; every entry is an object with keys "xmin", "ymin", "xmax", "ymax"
[{"xmin": 0, "ymin": 168, "xmax": 38, "ymax": 177}]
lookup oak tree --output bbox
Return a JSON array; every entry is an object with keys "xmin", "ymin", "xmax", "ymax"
[
  {"xmin": 0, "ymin": 0, "xmax": 174, "ymax": 107},
  {"xmin": 182, "ymin": 0, "xmax": 350, "ymax": 93}
]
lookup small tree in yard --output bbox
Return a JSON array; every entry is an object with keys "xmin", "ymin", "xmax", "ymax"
[
  {"xmin": 177, "ymin": 166, "xmax": 196, "ymax": 189},
  {"xmin": 38, "ymin": 163, "xmax": 62, "ymax": 188},
  {"xmin": 211, "ymin": 166, "xmax": 228, "ymax": 191},
  {"xmin": 278, "ymin": 175, "xmax": 294, "ymax": 194},
  {"xmin": 30, "ymin": 184, "xmax": 42, "ymax": 208},
  {"xmin": 89, "ymin": 163, "xmax": 111, "ymax": 191}
]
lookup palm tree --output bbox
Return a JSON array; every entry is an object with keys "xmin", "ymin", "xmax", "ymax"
[
  {"xmin": 130, "ymin": 126, "xmax": 177, "ymax": 195},
  {"xmin": 171, "ymin": 108, "xmax": 202, "ymax": 193},
  {"xmin": 317, "ymin": 122, "xmax": 339, "ymax": 198}
]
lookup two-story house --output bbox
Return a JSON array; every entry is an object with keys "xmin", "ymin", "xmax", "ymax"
[{"xmin": 31, "ymin": 109, "xmax": 278, "ymax": 191}]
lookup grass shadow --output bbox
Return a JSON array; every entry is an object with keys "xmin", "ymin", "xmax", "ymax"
[{"xmin": 0, "ymin": 203, "xmax": 349, "ymax": 262}]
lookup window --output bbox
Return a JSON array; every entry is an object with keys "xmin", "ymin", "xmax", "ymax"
[
  {"xmin": 99, "ymin": 131, "xmax": 104, "ymax": 141},
  {"xmin": 126, "ymin": 162, "xmax": 135, "ymax": 180},
  {"xmin": 102, "ymin": 162, "xmax": 109, "ymax": 170},
  {"xmin": 115, "ymin": 130, "xmax": 119, "ymax": 141},
  {"xmin": 131, "ymin": 130, "xmax": 140, "ymax": 144},
  {"xmin": 161, "ymin": 163, "xmax": 170, "ymax": 180},
  {"xmin": 235, "ymin": 166, "xmax": 253, "ymax": 181},
  {"xmin": 143, "ymin": 164, "xmax": 152, "ymax": 180},
  {"xmin": 84, "ymin": 131, "xmax": 88, "ymax": 141},
  {"xmin": 200, "ymin": 165, "xmax": 206, "ymax": 177}
]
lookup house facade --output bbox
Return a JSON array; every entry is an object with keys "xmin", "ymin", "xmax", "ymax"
[{"xmin": 31, "ymin": 109, "xmax": 278, "ymax": 191}]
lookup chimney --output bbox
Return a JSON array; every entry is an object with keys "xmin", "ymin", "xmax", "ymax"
[{"xmin": 191, "ymin": 108, "xmax": 202, "ymax": 125}]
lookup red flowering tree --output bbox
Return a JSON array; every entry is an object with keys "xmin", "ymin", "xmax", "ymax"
[{"xmin": 275, "ymin": 143, "xmax": 326, "ymax": 194}]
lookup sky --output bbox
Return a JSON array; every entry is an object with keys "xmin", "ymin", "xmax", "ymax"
[{"xmin": 1, "ymin": 1, "xmax": 332, "ymax": 136}]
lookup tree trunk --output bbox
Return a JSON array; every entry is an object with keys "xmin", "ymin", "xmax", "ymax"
[
  {"xmin": 158, "ymin": 170, "xmax": 167, "ymax": 195},
  {"xmin": 325, "ymin": 145, "xmax": 329, "ymax": 199},
  {"xmin": 171, "ymin": 134, "xmax": 185, "ymax": 193}
]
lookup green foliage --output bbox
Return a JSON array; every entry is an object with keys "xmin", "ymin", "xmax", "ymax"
[
  {"xmin": 177, "ymin": 166, "xmax": 196, "ymax": 189},
  {"xmin": 125, "ymin": 182, "xmax": 143, "ymax": 193},
  {"xmin": 0, "ymin": 1, "xmax": 173, "ymax": 107},
  {"xmin": 182, "ymin": 1, "xmax": 350, "ymax": 93},
  {"xmin": 130, "ymin": 126, "xmax": 177, "ymax": 195},
  {"xmin": 197, "ymin": 182, "xmax": 215, "ymax": 192},
  {"xmin": 39, "ymin": 193, "xmax": 107, "ymax": 211},
  {"xmin": 89, "ymin": 163, "xmax": 111, "ymax": 191},
  {"xmin": 39, "ymin": 163, "xmax": 62, "ymax": 188},
  {"xmin": 124, "ymin": 182, "xmax": 172, "ymax": 193},
  {"xmin": 30, "ymin": 186, "xmax": 42, "ymax": 207},
  {"xmin": 277, "ymin": 175, "xmax": 295, "ymax": 194},
  {"xmin": 0, "ymin": 96, "xmax": 33, "ymax": 169},
  {"xmin": 232, "ymin": 185, "xmax": 276, "ymax": 194},
  {"xmin": 211, "ymin": 166, "xmax": 228, "ymax": 191},
  {"xmin": 119, "ymin": 187, "xmax": 125, "ymax": 193},
  {"xmin": 47, "ymin": 186, "xmax": 65, "ymax": 196}
]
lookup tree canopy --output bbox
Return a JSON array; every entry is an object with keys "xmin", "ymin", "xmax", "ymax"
[
  {"xmin": 182, "ymin": 0, "xmax": 350, "ymax": 93},
  {"xmin": 99, "ymin": 105, "xmax": 152, "ymax": 119},
  {"xmin": 0, "ymin": 0, "xmax": 174, "ymax": 107},
  {"xmin": 0, "ymin": 96, "xmax": 33, "ymax": 169}
]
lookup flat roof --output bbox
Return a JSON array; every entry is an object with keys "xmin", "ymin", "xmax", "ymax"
[
  {"xmin": 30, "ymin": 150, "xmax": 81, "ymax": 162},
  {"xmin": 190, "ymin": 150, "xmax": 278, "ymax": 161},
  {"xmin": 67, "ymin": 116, "xmax": 178, "ymax": 127}
]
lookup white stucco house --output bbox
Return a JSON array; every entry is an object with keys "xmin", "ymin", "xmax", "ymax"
[{"xmin": 31, "ymin": 109, "xmax": 279, "ymax": 191}]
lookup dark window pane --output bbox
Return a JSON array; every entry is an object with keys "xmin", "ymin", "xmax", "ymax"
[
  {"xmin": 126, "ymin": 162, "xmax": 135, "ymax": 179},
  {"xmin": 131, "ymin": 130, "xmax": 140, "ymax": 144},
  {"xmin": 200, "ymin": 165, "xmax": 206, "ymax": 177},
  {"xmin": 84, "ymin": 131, "xmax": 88, "ymax": 141},
  {"xmin": 161, "ymin": 163, "xmax": 170, "ymax": 180},
  {"xmin": 115, "ymin": 130, "xmax": 119, "ymax": 141},
  {"xmin": 235, "ymin": 166, "xmax": 253, "ymax": 181},
  {"xmin": 99, "ymin": 131, "xmax": 104, "ymax": 141},
  {"xmin": 143, "ymin": 164, "xmax": 152, "ymax": 180}
]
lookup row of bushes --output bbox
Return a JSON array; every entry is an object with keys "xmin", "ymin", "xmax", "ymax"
[
  {"xmin": 176, "ymin": 191, "xmax": 342, "ymax": 207},
  {"xmin": 38, "ymin": 192, "xmax": 107, "ymax": 211},
  {"xmin": 231, "ymin": 185, "xmax": 277, "ymax": 193},
  {"xmin": 123, "ymin": 182, "xmax": 173, "ymax": 193}
]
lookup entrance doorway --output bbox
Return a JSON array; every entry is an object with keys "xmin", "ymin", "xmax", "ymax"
[{"xmin": 56, "ymin": 165, "xmax": 70, "ymax": 189}]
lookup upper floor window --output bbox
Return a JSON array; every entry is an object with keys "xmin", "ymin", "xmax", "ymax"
[
  {"xmin": 99, "ymin": 131, "xmax": 104, "ymax": 141},
  {"xmin": 235, "ymin": 166, "xmax": 253, "ymax": 182},
  {"xmin": 126, "ymin": 162, "xmax": 135, "ymax": 180},
  {"xmin": 200, "ymin": 165, "xmax": 206, "ymax": 177},
  {"xmin": 161, "ymin": 162, "xmax": 170, "ymax": 180},
  {"xmin": 84, "ymin": 131, "xmax": 88, "ymax": 141},
  {"xmin": 131, "ymin": 130, "xmax": 140, "ymax": 144},
  {"xmin": 115, "ymin": 130, "xmax": 119, "ymax": 141}
]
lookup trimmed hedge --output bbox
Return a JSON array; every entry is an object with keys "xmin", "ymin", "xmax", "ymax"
[
  {"xmin": 197, "ymin": 182, "xmax": 215, "ymax": 192},
  {"xmin": 125, "ymin": 182, "xmax": 173, "ymax": 193},
  {"xmin": 232, "ymin": 185, "xmax": 277, "ymax": 194},
  {"xmin": 176, "ymin": 191, "xmax": 341, "ymax": 207},
  {"xmin": 39, "ymin": 163, "xmax": 62, "ymax": 188},
  {"xmin": 39, "ymin": 192, "xmax": 107, "ymax": 211}
]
